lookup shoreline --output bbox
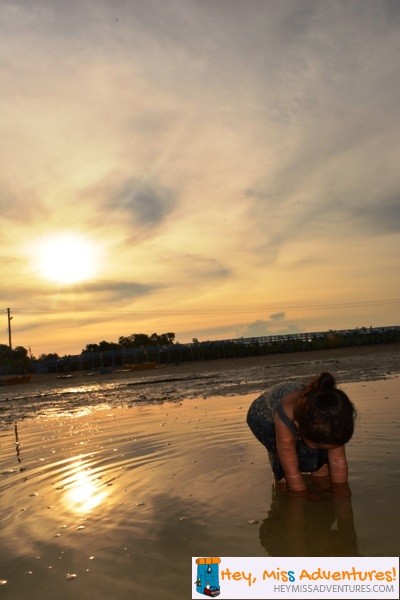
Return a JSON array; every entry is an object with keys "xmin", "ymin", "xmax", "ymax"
[
  {"xmin": 1, "ymin": 343, "xmax": 398, "ymax": 425},
  {"xmin": 27, "ymin": 342, "xmax": 400, "ymax": 384}
]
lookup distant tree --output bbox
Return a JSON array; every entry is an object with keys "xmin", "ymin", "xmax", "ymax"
[
  {"xmin": 12, "ymin": 346, "xmax": 28, "ymax": 359},
  {"xmin": 8, "ymin": 345, "xmax": 31, "ymax": 372},
  {"xmin": 0, "ymin": 343, "xmax": 12, "ymax": 366},
  {"xmin": 38, "ymin": 352, "xmax": 59, "ymax": 361},
  {"xmin": 149, "ymin": 332, "xmax": 175, "ymax": 346},
  {"xmin": 132, "ymin": 333, "xmax": 152, "ymax": 347},
  {"xmin": 118, "ymin": 332, "xmax": 175, "ymax": 348},
  {"xmin": 81, "ymin": 343, "xmax": 100, "ymax": 353},
  {"xmin": 118, "ymin": 334, "xmax": 149, "ymax": 347},
  {"xmin": 98, "ymin": 340, "xmax": 120, "ymax": 351},
  {"xmin": 117, "ymin": 336, "xmax": 130, "ymax": 348},
  {"xmin": 156, "ymin": 332, "xmax": 175, "ymax": 346}
]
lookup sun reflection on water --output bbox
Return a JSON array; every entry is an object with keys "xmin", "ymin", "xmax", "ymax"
[{"xmin": 65, "ymin": 466, "xmax": 109, "ymax": 513}]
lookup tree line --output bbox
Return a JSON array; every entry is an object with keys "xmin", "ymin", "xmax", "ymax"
[
  {"xmin": 0, "ymin": 332, "xmax": 176, "ymax": 369},
  {"xmin": 1, "ymin": 326, "xmax": 399, "ymax": 374},
  {"xmin": 81, "ymin": 332, "xmax": 175, "ymax": 355}
]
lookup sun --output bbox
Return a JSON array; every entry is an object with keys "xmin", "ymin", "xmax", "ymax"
[{"xmin": 35, "ymin": 232, "xmax": 99, "ymax": 284}]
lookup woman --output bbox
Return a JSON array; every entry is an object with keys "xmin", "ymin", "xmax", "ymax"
[{"xmin": 246, "ymin": 372, "xmax": 356, "ymax": 492}]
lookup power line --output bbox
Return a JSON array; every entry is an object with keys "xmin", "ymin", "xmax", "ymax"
[{"xmin": 4, "ymin": 298, "xmax": 400, "ymax": 317}]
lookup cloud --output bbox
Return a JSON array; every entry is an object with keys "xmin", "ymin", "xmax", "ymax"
[
  {"xmin": 237, "ymin": 316, "xmax": 301, "ymax": 339},
  {"xmin": 351, "ymin": 195, "xmax": 400, "ymax": 235},
  {"xmin": 270, "ymin": 312, "xmax": 285, "ymax": 321},
  {"xmin": 102, "ymin": 178, "xmax": 177, "ymax": 228},
  {"xmin": 80, "ymin": 280, "xmax": 158, "ymax": 302},
  {"xmin": 235, "ymin": 2, "xmax": 400, "ymax": 251},
  {"xmin": 1, "ymin": 0, "xmax": 399, "ymax": 355},
  {"xmin": 3, "ymin": 280, "xmax": 157, "ymax": 317},
  {"xmin": 183, "ymin": 314, "xmax": 302, "ymax": 343},
  {"xmin": 163, "ymin": 253, "xmax": 231, "ymax": 282}
]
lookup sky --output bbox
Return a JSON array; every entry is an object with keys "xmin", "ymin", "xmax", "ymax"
[{"xmin": 1, "ymin": 0, "xmax": 399, "ymax": 358}]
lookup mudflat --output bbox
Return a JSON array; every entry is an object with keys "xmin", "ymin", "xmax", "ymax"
[{"xmin": 0, "ymin": 343, "xmax": 399, "ymax": 600}]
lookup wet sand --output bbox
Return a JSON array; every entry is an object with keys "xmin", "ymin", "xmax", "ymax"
[
  {"xmin": 0, "ymin": 344, "xmax": 399, "ymax": 599},
  {"xmin": 2, "ymin": 343, "xmax": 399, "ymax": 423},
  {"xmin": 27, "ymin": 342, "xmax": 400, "ymax": 387}
]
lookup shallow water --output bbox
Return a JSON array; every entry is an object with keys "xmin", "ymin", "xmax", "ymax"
[{"xmin": 0, "ymin": 376, "xmax": 399, "ymax": 599}]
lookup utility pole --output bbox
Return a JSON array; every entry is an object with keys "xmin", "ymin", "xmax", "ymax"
[{"xmin": 7, "ymin": 308, "xmax": 13, "ymax": 351}]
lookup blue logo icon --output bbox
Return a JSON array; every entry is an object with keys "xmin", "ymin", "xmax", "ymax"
[{"xmin": 195, "ymin": 557, "xmax": 221, "ymax": 597}]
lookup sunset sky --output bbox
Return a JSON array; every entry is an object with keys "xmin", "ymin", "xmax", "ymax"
[{"xmin": 1, "ymin": 0, "xmax": 399, "ymax": 358}]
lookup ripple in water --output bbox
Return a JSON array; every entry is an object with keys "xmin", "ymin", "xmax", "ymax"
[{"xmin": 0, "ymin": 378, "xmax": 399, "ymax": 599}]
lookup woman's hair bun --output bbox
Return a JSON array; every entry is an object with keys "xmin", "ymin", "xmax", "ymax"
[{"xmin": 315, "ymin": 372, "xmax": 336, "ymax": 392}]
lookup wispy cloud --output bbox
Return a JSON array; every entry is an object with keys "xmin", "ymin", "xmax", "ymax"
[{"xmin": 1, "ymin": 0, "xmax": 399, "ymax": 354}]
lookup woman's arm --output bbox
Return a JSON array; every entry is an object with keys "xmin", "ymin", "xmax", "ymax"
[
  {"xmin": 327, "ymin": 445, "xmax": 348, "ymax": 484},
  {"xmin": 274, "ymin": 411, "xmax": 306, "ymax": 492}
]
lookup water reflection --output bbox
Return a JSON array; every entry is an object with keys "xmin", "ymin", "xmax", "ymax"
[
  {"xmin": 13, "ymin": 423, "xmax": 27, "ymax": 473},
  {"xmin": 14, "ymin": 423, "xmax": 21, "ymax": 464},
  {"xmin": 259, "ymin": 479, "xmax": 359, "ymax": 556},
  {"xmin": 64, "ymin": 464, "xmax": 109, "ymax": 513}
]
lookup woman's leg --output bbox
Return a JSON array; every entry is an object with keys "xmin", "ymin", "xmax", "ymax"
[{"xmin": 246, "ymin": 405, "xmax": 284, "ymax": 480}]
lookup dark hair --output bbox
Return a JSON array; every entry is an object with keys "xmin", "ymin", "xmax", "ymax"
[{"xmin": 293, "ymin": 372, "xmax": 356, "ymax": 445}]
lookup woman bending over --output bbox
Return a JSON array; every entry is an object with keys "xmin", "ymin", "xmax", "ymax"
[{"xmin": 246, "ymin": 372, "xmax": 356, "ymax": 493}]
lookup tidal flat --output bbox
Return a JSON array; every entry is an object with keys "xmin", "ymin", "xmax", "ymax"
[{"xmin": 0, "ymin": 345, "xmax": 399, "ymax": 599}]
